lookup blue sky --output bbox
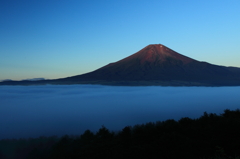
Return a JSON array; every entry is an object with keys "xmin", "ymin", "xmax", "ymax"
[{"xmin": 1, "ymin": 0, "xmax": 240, "ymax": 81}]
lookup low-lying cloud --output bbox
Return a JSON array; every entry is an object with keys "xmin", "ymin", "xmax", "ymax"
[{"xmin": 0, "ymin": 85, "xmax": 240, "ymax": 139}]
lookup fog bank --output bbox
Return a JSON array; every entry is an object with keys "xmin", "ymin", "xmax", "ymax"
[{"xmin": 0, "ymin": 85, "xmax": 240, "ymax": 139}]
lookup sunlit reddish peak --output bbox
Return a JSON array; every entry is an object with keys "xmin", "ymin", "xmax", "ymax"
[
  {"xmin": 98, "ymin": 44, "xmax": 198, "ymax": 72},
  {"xmin": 130, "ymin": 44, "xmax": 195, "ymax": 64},
  {"xmin": 50, "ymin": 43, "xmax": 240, "ymax": 85}
]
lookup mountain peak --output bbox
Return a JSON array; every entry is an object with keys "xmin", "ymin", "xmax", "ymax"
[
  {"xmin": 147, "ymin": 43, "xmax": 165, "ymax": 47},
  {"xmin": 124, "ymin": 43, "xmax": 195, "ymax": 65},
  {"xmin": 2, "ymin": 43, "xmax": 240, "ymax": 86},
  {"xmin": 58, "ymin": 43, "xmax": 240, "ymax": 85}
]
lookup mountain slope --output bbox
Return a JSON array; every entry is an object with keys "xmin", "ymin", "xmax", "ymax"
[
  {"xmin": 1, "ymin": 44, "xmax": 240, "ymax": 86},
  {"xmin": 61, "ymin": 44, "xmax": 240, "ymax": 85}
]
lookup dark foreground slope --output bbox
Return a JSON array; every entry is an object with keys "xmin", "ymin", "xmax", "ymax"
[
  {"xmin": 1, "ymin": 109, "xmax": 240, "ymax": 159},
  {"xmin": 47, "ymin": 109, "xmax": 240, "ymax": 159},
  {"xmin": 1, "ymin": 44, "xmax": 240, "ymax": 86}
]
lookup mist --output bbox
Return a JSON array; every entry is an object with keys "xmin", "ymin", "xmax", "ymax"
[{"xmin": 0, "ymin": 85, "xmax": 240, "ymax": 139}]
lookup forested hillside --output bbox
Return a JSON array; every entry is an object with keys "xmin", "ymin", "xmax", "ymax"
[{"xmin": 1, "ymin": 109, "xmax": 240, "ymax": 159}]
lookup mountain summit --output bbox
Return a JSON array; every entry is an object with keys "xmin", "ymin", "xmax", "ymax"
[
  {"xmin": 119, "ymin": 44, "xmax": 195, "ymax": 65},
  {"xmin": 1, "ymin": 44, "xmax": 240, "ymax": 86},
  {"xmin": 59, "ymin": 44, "xmax": 240, "ymax": 85}
]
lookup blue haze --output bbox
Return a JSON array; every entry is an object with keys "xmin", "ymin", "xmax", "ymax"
[{"xmin": 0, "ymin": 85, "xmax": 240, "ymax": 139}]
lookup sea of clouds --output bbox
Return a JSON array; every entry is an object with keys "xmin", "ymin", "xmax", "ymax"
[{"xmin": 0, "ymin": 85, "xmax": 240, "ymax": 139}]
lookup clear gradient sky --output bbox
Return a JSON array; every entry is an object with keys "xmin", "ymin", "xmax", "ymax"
[{"xmin": 1, "ymin": 0, "xmax": 240, "ymax": 81}]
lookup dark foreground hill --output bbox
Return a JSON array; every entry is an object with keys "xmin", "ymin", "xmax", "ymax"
[
  {"xmin": 1, "ymin": 44, "xmax": 240, "ymax": 86},
  {"xmin": 1, "ymin": 109, "xmax": 240, "ymax": 159}
]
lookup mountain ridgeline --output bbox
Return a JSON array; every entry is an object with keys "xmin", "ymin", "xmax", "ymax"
[
  {"xmin": 59, "ymin": 44, "xmax": 240, "ymax": 86},
  {"xmin": 1, "ymin": 44, "xmax": 240, "ymax": 86}
]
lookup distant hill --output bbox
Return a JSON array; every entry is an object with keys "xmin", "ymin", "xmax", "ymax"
[
  {"xmin": 0, "ymin": 79, "xmax": 13, "ymax": 82},
  {"xmin": 1, "ymin": 44, "xmax": 240, "ymax": 86},
  {"xmin": 22, "ymin": 78, "xmax": 46, "ymax": 81}
]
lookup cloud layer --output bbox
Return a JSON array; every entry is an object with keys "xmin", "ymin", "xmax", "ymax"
[{"xmin": 1, "ymin": 85, "xmax": 240, "ymax": 139}]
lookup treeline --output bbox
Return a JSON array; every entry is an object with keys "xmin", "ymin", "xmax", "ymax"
[
  {"xmin": 0, "ymin": 136, "xmax": 58, "ymax": 159},
  {"xmin": 1, "ymin": 109, "xmax": 240, "ymax": 159}
]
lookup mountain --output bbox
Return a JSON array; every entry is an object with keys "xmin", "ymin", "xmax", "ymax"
[
  {"xmin": 1, "ymin": 44, "xmax": 240, "ymax": 86},
  {"xmin": 0, "ymin": 79, "xmax": 13, "ymax": 82},
  {"xmin": 58, "ymin": 44, "xmax": 240, "ymax": 86},
  {"xmin": 22, "ymin": 78, "xmax": 46, "ymax": 81}
]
